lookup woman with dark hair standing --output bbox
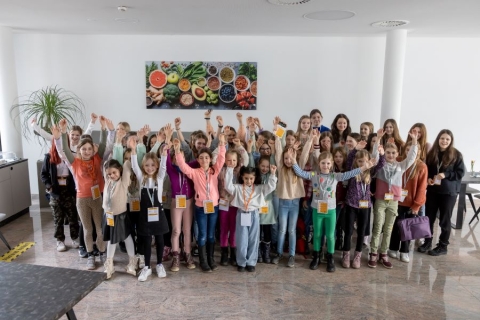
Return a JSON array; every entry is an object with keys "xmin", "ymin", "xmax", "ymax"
[
  {"xmin": 418, "ymin": 129, "xmax": 465, "ymax": 256},
  {"xmin": 330, "ymin": 114, "xmax": 352, "ymax": 149}
]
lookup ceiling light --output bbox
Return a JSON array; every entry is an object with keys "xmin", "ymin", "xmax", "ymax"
[
  {"xmin": 86, "ymin": 18, "xmax": 97, "ymax": 22},
  {"xmin": 268, "ymin": 0, "xmax": 311, "ymax": 5},
  {"xmin": 303, "ymin": 10, "xmax": 355, "ymax": 21},
  {"xmin": 371, "ymin": 20, "xmax": 410, "ymax": 28},
  {"xmin": 114, "ymin": 18, "xmax": 139, "ymax": 23},
  {"xmin": 118, "ymin": 6, "xmax": 128, "ymax": 12}
]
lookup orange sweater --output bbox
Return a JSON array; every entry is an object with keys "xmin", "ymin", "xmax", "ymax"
[
  {"xmin": 71, "ymin": 154, "xmax": 105, "ymax": 198},
  {"xmin": 399, "ymin": 160, "xmax": 428, "ymax": 212}
]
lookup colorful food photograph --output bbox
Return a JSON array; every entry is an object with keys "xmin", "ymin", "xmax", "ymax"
[{"xmin": 145, "ymin": 61, "xmax": 257, "ymax": 110}]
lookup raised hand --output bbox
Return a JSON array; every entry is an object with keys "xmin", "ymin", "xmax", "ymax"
[
  {"xmin": 128, "ymin": 136, "xmax": 137, "ymax": 150},
  {"xmin": 356, "ymin": 140, "xmax": 367, "ymax": 150},
  {"xmin": 376, "ymin": 128, "xmax": 385, "ymax": 139},
  {"xmin": 164, "ymin": 123, "xmax": 173, "ymax": 142},
  {"xmin": 256, "ymin": 135, "xmax": 265, "ymax": 150},
  {"xmin": 219, "ymin": 133, "xmax": 226, "ymax": 145},
  {"xmin": 59, "ymin": 119, "xmax": 68, "ymax": 133},
  {"xmin": 293, "ymin": 141, "xmax": 301, "ymax": 151},
  {"xmin": 161, "ymin": 143, "xmax": 169, "ymax": 156},
  {"xmin": 91, "ymin": 113, "xmax": 98, "ymax": 123},
  {"xmin": 99, "ymin": 116, "xmax": 106, "ymax": 129},
  {"xmin": 247, "ymin": 138, "xmax": 254, "ymax": 153},
  {"xmin": 387, "ymin": 137, "xmax": 395, "ymax": 144},
  {"xmin": 408, "ymin": 130, "xmax": 419, "ymax": 143},
  {"xmin": 106, "ymin": 118, "xmax": 114, "ymax": 131},
  {"xmin": 254, "ymin": 117, "xmax": 261, "ymax": 129},
  {"xmin": 270, "ymin": 164, "xmax": 277, "ymax": 175},
  {"xmin": 236, "ymin": 112, "xmax": 243, "ymax": 122},
  {"xmin": 363, "ymin": 158, "xmax": 377, "ymax": 170},
  {"xmin": 143, "ymin": 124, "xmax": 151, "ymax": 136},
  {"xmin": 173, "ymin": 138, "xmax": 181, "ymax": 153},
  {"xmin": 216, "ymin": 115, "xmax": 223, "ymax": 127},
  {"xmin": 174, "ymin": 117, "xmax": 181, "ymax": 129},
  {"xmin": 204, "ymin": 109, "xmax": 212, "ymax": 118},
  {"xmin": 232, "ymin": 138, "xmax": 242, "ymax": 147},
  {"xmin": 312, "ymin": 129, "xmax": 320, "ymax": 144},
  {"xmin": 378, "ymin": 144, "xmax": 385, "ymax": 156},
  {"xmin": 223, "ymin": 126, "xmax": 231, "ymax": 135},
  {"xmin": 51, "ymin": 124, "xmax": 61, "ymax": 140}
]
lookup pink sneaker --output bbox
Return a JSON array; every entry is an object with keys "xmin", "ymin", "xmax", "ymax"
[
  {"xmin": 342, "ymin": 251, "xmax": 350, "ymax": 268},
  {"xmin": 352, "ymin": 251, "xmax": 361, "ymax": 269}
]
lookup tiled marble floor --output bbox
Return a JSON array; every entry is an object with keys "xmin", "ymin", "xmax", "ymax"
[{"xmin": 2, "ymin": 198, "xmax": 480, "ymax": 319}]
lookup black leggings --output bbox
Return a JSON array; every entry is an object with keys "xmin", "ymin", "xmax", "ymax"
[
  {"xmin": 163, "ymin": 209, "xmax": 172, "ymax": 247},
  {"xmin": 143, "ymin": 235, "xmax": 164, "ymax": 268},
  {"xmin": 425, "ymin": 191, "xmax": 457, "ymax": 245},
  {"xmin": 260, "ymin": 225, "xmax": 272, "ymax": 243},
  {"xmin": 343, "ymin": 205, "xmax": 369, "ymax": 252}
]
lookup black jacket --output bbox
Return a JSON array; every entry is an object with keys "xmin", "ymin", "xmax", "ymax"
[
  {"xmin": 41, "ymin": 153, "xmax": 76, "ymax": 198},
  {"xmin": 426, "ymin": 151, "xmax": 466, "ymax": 196}
]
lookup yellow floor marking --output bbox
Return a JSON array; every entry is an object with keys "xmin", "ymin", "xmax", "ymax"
[{"xmin": 0, "ymin": 242, "xmax": 35, "ymax": 262}]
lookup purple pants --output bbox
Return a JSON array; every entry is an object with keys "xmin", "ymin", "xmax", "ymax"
[{"xmin": 220, "ymin": 206, "xmax": 237, "ymax": 247}]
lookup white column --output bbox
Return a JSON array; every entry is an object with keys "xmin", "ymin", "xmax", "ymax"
[
  {"xmin": 0, "ymin": 26, "xmax": 22, "ymax": 157},
  {"xmin": 380, "ymin": 29, "xmax": 408, "ymax": 125}
]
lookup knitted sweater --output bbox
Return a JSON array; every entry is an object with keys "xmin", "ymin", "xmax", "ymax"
[
  {"xmin": 292, "ymin": 165, "xmax": 362, "ymax": 210},
  {"xmin": 346, "ymin": 150, "xmax": 386, "ymax": 209},
  {"xmin": 399, "ymin": 160, "xmax": 428, "ymax": 212},
  {"xmin": 102, "ymin": 160, "xmax": 132, "ymax": 215},
  {"xmin": 375, "ymin": 144, "xmax": 418, "ymax": 201}
]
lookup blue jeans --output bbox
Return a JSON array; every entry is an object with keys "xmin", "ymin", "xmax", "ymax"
[
  {"xmin": 270, "ymin": 193, "xmax": 280, "ymax": 245},
  {"xmin": 277, "ymin": 198, "xmax": 300, "ymax": 256},
  {"xmin": 195, "ymin": 205, "xmax": 219, "ymax": 246},
  {"xmin": 235, "ymin": 209, "xmax": 260, "ymax": 267}
]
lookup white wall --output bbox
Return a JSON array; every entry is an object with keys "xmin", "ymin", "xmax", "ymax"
[{"xmin": 12, "ymin": 34, "xmax": 480, "ymax": 193}]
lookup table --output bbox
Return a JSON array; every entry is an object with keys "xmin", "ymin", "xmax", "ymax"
[
  {"xmin": 0, "ymin": 262, "xmax": 105, "ymax": 320},
  {"xmin": 452, "ymin": 172, "xmax": 480, "ymax": 229}
]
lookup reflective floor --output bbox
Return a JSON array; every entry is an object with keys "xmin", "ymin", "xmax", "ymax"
[{"xmin": 2, "ymin": 197, "xmax": 480, "ymax": 319}]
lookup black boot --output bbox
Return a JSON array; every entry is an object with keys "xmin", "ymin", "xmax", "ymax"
[
  {"xmin": 428, "ymin": 242, "xmax": 448, "ymax": 256},
  {"xmin": 199, "ymin": 245, "xmax": 211, "ymax": 272},
  {"xmin": 310, "ymin": 251, "xmax": 320, "ymax": 270},
  {"xmin": 258, "ymin": 242, "xmax": 264, "ymax": 263},
  {"xmin": 304, "ymin": 238, "xmax": 310, "ymax": 255},
  {"xmin": 220, "ymin": 247, "xmax": 229, "ymax": 266},
  {"xmin": 206, "ymin": 242, "xmax": 218, "ymax": 271},
  {"xmin": 230, "ymin": 247, "xmax": 237, "ymax": 266},
  {"xmin": 418, "ymin": 238, "xmax": 432, "ymax": 253},
  {"xmin": 326, "ymin": 253, "xmax": 335, "ymax": 272},
  {"xmin": 264, "ymin": 242, "xmax": 271, "ymax": 264}
]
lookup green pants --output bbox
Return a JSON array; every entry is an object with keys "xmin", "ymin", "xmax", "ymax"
[
  {"xmin": 313, "ymin": 208, "xmax": 336, "ymax": 253},
  {"xmin": 370, "ymin": 199, "xmax": 398, "ymax": 254}
]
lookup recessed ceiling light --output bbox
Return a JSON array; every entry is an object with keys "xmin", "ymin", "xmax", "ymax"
[
  {"xmin": 303, "ymin": 10, "xmax": 356, "ymax": 21},
  {"xmin": 114, "ymin": 18, "xmax": 139, "ymax": 23},
  {"xmin": 86, "ymin": 18, "xmax": 97, "ymax": 22},
  {"xmin": 371, "ymin": 20, "xmax": 410, "ymax": 28},
  {"xmin": 268, "ymin": 0, "xmax": 311, "ymax": 5}
]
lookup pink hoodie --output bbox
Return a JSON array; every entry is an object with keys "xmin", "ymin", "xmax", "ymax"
[{"xmin": 175, "ymin": 145, "xmax": 226, "ymax": 207}]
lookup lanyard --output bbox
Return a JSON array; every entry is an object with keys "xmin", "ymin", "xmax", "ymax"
[
  {"xmin": 402, "ymin": 161, "xmax": 417, "ymax": 188},
  {"xmin": 318, "ymin": 174, "xmax": 334, "ymax": 199},
  {"xmin": 178, "ymin": 172, "xmax": 187, "ymax": 196},
  {"xmin": 361, "ymin": 182, "xmax": 367, "ymax": 199},
  {"xmin": 437, "ymin": 161, "xmax": 443, "ymax": 174},
  {"xmin": 145, "ymin": 178, "xmax": 157, "ymax": 206},
  {"xmin": 384, "ymin": 164, "xmax": 398, "ymax": 192},
  {"xmin": 107, "ymin": 180, "xmax": 118, "ymax": 210},
  {"xmin": 205, "ymin": 169, "xmax": 210, "ymax": 200},
  {"xmin": 242, "ymin": 184, "xmax": 255, "ymax": 211}
]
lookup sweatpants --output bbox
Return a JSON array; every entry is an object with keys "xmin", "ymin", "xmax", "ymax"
[
  {"xmin": 313, "ymin": 208, "xmax": 336, "ymax": 254},
  {"xmin": 370, "ymin": 199, "xmax": 398, "ymax": 254},
  {"xmin": 49, "ymin": 188, "xmax": 79, "ymax": 242},
  {"xmin": 77, "ymin": 197, "xmax": 105, "ymax": 253},
  {"xmin": 425, "ymin": 191, "xmax": 457, "ymax": 245},
  {"xmin": 235, "ymin": 209, "xmax": 260, "ymax": 267}
]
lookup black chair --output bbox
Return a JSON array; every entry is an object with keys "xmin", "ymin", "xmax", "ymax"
[{"xmin": 468, "ymin": 194, "xmax": 480, "ymax": 224}]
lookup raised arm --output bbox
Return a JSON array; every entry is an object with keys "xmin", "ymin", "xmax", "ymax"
[
  {"xmin": 261, "ymin": 165, "xmax": 278, "ymax": 196},
  {"xmin": 129, "ymin": 139, "xmax": 144, "ymax": 180},
  {"xmin": 274, "ymin": 136, "xmax": 283, "ymax": 169},
  {"xmin": 173, "ymin": 139, "xmax": 195, "ymax": 179},
  {"xmin": 236, "ymin": 112, "xmax": 246, "ymax": 142},
  {"xmin": 174, "ymin": 117, "xmax": 185, "ymax": 142},
  {"xmin": 157, "ymin": 146, "xmax": 168, "ymax": 182},
  {"xmin": 58, "ymin": 120, "xmax": 75, "ymax": 164},
  {"xmin": 399, "ymin": 132, "xmax": 418, "ymax": 171},
  {"xmin": 292, "ymin": 163, "xmax": 313, "ymax": 181},
  {"xmin": 212, "ymin": 135, "xmax": 227, "ymax": 172},
  {"xmin": 31, "ymin": 119, "xmax": 53, "ymax": 141},
  {"xmin": 224, "ymin": 167, "xmax": 236, "ymax": 195},
  {"xmin": 298, "ymin": 134, "xmax": 313, "ymax": 169},
  {"xmin": 121, "ymin": 160, "xmax": 132, "ymax": 188}
]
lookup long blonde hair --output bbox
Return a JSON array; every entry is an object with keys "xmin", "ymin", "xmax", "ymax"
[
  {"xmin": 281, "ymin": 148, "xmax": 297, "ymax": 184},
  {"xmin": 353, "ymin": 149, "xmax": 372, "ymax": 184},
  {"xmin": 141, "ymin": 153, "xmax": 159, "ymax": 186}
]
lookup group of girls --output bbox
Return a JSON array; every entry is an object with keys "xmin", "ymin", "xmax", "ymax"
[{"xmin": 40, "ymin": 107, "xmax": 465, "ymax": 280}]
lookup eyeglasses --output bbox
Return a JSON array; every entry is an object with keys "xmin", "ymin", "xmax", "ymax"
[{"xmin": 259, "ymin": 147, "xmax": 271, "ymax": 152}]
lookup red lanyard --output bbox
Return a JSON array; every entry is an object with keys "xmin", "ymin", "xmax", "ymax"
[{"xmin": 242, "ymin": 184, "xmax": 255, "ymax": 211}]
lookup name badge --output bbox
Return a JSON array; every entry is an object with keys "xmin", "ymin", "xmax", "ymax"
[
  {"xmin": 162, "ymin": 192, "xmax": 167, "ymax": 203},
  {"xmin": 58, "ymin": 179, "xmax": 67, "ymax": 186},
  {"xmin": 148, "ymin": 207, "xmax": 159, "ymax": 222},
  {"xmin": 219, "ymin": 198, "xmax": 230, "ymax": 211},
  {"xmin": 241, "ymin": 212, "xmax": 252, "ymax": 226},
  {"xmin": 400, "ymin": 189, "xmax": 409, "ymax": 202},
  {"xmin": 384, "ymin": 193, "xmax": 394, "ymax": 201},
  {"xmin": 106, "ymin": 212, "xmax": 114, "ymax": 226},
  {"xmin": 275, "ymin": 125, "xmax": 286, "ymax": 138},
  {"xmin": 359, "ymin": 200, "xmax": 369, "ymax": 208},
  {"xmin": 203, "ymin": 200, "xmax": 215, "ymax": 214},
  {"xmin": 130, "ymin": 198, "xmax": 140, "ymax": 212},
  {"xmin": 317, "ymin": 200, "xmax": 328, "ymax": 214},
  {"xmin": 91, "ymin": 185, "xmax": 101, "ymax": 200},
  {"xmin": 260, "ymin": 202, "xmax": 269, "ymax": 214},
  {"xmin": 176, "ymin": 195, "xmax": 187, "ymax": 209},
  {"xmin": 434, "ymin": 178, "xmax": 442, "ymax": 185}
]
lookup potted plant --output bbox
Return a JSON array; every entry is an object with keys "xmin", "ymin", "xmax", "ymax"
[
  {"xmin": 10, "ymin": 85, "xmax": 86, "ymax": 143},
  {"xmin": 10, "ymin": 85, "xmax": 86, "ymax": 208}
]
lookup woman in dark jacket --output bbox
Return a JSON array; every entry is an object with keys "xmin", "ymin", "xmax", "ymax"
[
  {"xmin": 41, "ymin": 140, "xmax": 79, "ymax": 252},
  {"xmin": 418, "ymin": 129, "xmax": 465, "ymax": 256}
]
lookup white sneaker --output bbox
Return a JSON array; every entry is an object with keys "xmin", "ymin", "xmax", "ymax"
[
  {"xmin": 86, "ymin": 255, "xmax": 96, "ymax": 270},
  {"xmin": 56, "ymin": 241, "xmax": 67, "ymax": 252},
  {"xmin": 363, "ymin": 236, "xmax": 370, "ymax": 247},
  {"xmin": 138, "ymin": 267, "xmax": 152, "ymax": 282},
  {"xmin": 400, "ymin": 252, "xmax": 410, "ymax": 263},
  {"xmin": 138, "ymin": 254, "xmax": 145, "ymax": 269},
  {"xmin": 156, "ymin": 263, "xmax": 166, "ymax": 278},
  {"xmin": 388, "ymin": 250, "xmax": 398, "ymax": 259},
  {"xmin": 416, "ymin": 238, "xmax": 425, "ymax": 246},
  {"xmin": 71, "ymin": 239, "xmax": 79, "ymax": 249}
]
